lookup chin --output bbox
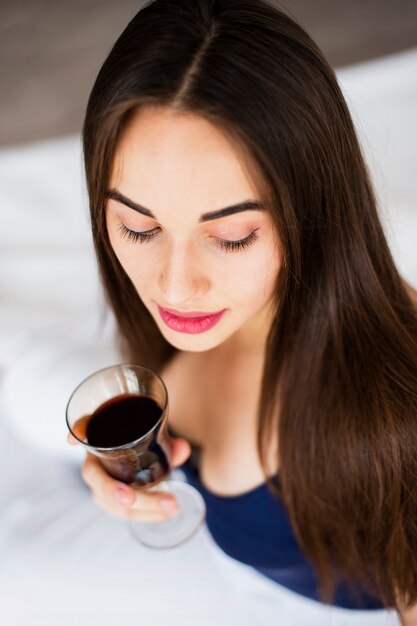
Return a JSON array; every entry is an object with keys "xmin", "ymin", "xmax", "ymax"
[{"xmin": 157, "ymin": 325, "xmax": 227, "ymax": 352}]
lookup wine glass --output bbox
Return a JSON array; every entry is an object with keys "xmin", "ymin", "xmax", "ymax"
[{"xmin": 65, "ymin": 363, "xmax": 206, "ymax": 549}]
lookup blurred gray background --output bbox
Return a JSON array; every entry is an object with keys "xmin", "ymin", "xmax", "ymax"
[{"xmin": 1, "ymin": 0, "xmax": 417, "ymax": 147}]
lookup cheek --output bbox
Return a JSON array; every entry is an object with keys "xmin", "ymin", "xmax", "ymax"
[
  {"xmin": 107, "ymin": 225, "xmax": 155, "ymax": 292},
  {"xmin": 216, "ymin": 246, "xmax": 281, "ymax": 303},
  {"xmin": 107, "ymin": 228, "xmax": 131, "ymax": 275},
  {"xmin": 114, "ymin": 248, "xmax": 157, "ymax": 294}
]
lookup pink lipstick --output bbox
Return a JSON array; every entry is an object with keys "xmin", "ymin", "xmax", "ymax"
[{"xmin": 157, "ymin": 305, "xmax": 227, "ymax": 334}]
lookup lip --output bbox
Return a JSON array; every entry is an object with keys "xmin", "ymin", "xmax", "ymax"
[{"xmin": 157, "ymin": 305, "xmax": 227, "ymax": 334}]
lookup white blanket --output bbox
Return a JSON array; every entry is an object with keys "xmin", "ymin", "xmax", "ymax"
[{"xmin": 1, "ymin": 48, "xmax": 416, "ymax": 624}]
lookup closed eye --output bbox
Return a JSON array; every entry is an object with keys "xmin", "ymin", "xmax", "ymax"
[
  {"xmin": 117, "ymin": 223, "xmax": 260, "ymax": 252},
  {"xmin": 117, "ymin": 223, "xmax": 160, "ymax": 243},
  {"xmin": 215, "ymin": 229, "xmax": 259, "ymax": 252}
]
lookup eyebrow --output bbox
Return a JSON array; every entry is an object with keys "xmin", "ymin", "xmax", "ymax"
[{"xmin": 106, "ymin": 189, "xmax": 264, "ymax": 222}]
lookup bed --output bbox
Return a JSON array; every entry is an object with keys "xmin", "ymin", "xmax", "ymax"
[{"xmin": 0, "ymin": 49, "xmax": 415, "ymax": 625}]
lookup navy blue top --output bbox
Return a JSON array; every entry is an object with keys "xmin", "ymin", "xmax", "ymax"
[{"xmin": 169, "ymin": 427, "xmax": 385, "ymax": 610}]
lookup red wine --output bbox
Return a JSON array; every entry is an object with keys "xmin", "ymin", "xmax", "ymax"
[
  {"xmin": 86, "ymin": 394, "xmax": 163, "ymax": 447},
  {"xmin": 86, "ymin": 394, "xmax": 170, "ymax": 488}
]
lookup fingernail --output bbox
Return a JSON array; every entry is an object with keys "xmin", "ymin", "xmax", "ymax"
[
  {"xmin": 116, "ymin": 488, "xmax": 133, "ymax": 506},
  {"xmin": 161, "ymin": 496, "xmax": 178, "ymax": 510}
]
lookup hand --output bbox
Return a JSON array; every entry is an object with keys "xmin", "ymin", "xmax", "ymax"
[{"xmin": 67, "ymin": 424, "xmax": 191, "ymax": 521}]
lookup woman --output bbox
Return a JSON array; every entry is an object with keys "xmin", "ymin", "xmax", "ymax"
[{"xmin": 73, "ymin": 0, "xmax": 417, "ymax": 621}]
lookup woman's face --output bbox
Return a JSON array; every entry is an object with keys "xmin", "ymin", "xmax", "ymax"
[{"xmin": 106, "ymin": 106, "xmax": 282, "ymax": 352}]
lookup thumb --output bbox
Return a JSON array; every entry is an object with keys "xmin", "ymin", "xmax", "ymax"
[
  {"xmin": 67, "ymin": 415, "xmax": 89, "ymax": 445},
  {"xmin": 67, "ymin": 432, "xmax": 79, "ymax": 445},
  {"xmin": 168, "ymin": 437, "xmax": 192, "ymax": 468}
]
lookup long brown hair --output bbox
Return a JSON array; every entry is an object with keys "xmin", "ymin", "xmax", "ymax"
[{"xmin": 82, "ymin": 0, "xmax": 417, "ymax": 612}]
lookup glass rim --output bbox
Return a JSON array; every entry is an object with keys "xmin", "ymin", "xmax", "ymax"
[{"xmin": 65, "ymin": 362, "xmax": 168, "ymax": 452}]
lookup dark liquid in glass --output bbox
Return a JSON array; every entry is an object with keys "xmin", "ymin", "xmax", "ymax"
[{"xmin": 86, "ymin": 394, "xmax": 170, "ymax": 488}]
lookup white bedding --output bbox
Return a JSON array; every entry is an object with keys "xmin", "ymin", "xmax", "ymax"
[{"xmin": 0, "ymin": 49, "xmax": 416, "ymax": 624}]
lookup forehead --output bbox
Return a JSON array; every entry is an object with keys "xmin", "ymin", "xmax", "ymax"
[{"xmin": 109, "ymin": 106, "xmax": 261, "ymax": 216}]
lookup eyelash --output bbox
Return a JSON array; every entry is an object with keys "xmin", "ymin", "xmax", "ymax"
[{"xmin": 117, "ymin": 224, "xmax": 260, "ymax": 253}]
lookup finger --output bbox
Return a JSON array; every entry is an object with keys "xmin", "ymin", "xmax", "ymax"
[
  {"xmin": 92, "ymin": 493, "xmax": 178, "ymax": 522},
  {"xmin": 67, "ymin": 432, "xmax": 79, "ymax": 445},
  {"xmin": 81, "ymin": 453, "xmax": 179, "ymax": 513},
  {"xmin": 81, "ymin": 453, "xmax": 134, "ymax": 502},
  {"xmin": 70, "ymin": 415, "xmax": 89, "ymax": 440},
  {"xmin": 168, "ymin": 437, "xmax": 192, "ymax": 468}
]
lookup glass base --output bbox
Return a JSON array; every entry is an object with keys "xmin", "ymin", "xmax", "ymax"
[{"xmin": 128, "ymin": 480, "xmax": 206, "ymax": 549}]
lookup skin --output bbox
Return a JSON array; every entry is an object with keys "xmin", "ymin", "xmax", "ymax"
[{"xmin": 68, "ymin": 105, "xmax": 282, "ymax": 520}]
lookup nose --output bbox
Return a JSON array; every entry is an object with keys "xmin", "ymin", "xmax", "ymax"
[{"xmin": 158, "ymin": 240, "xmax": 210, "ymax": 307}]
